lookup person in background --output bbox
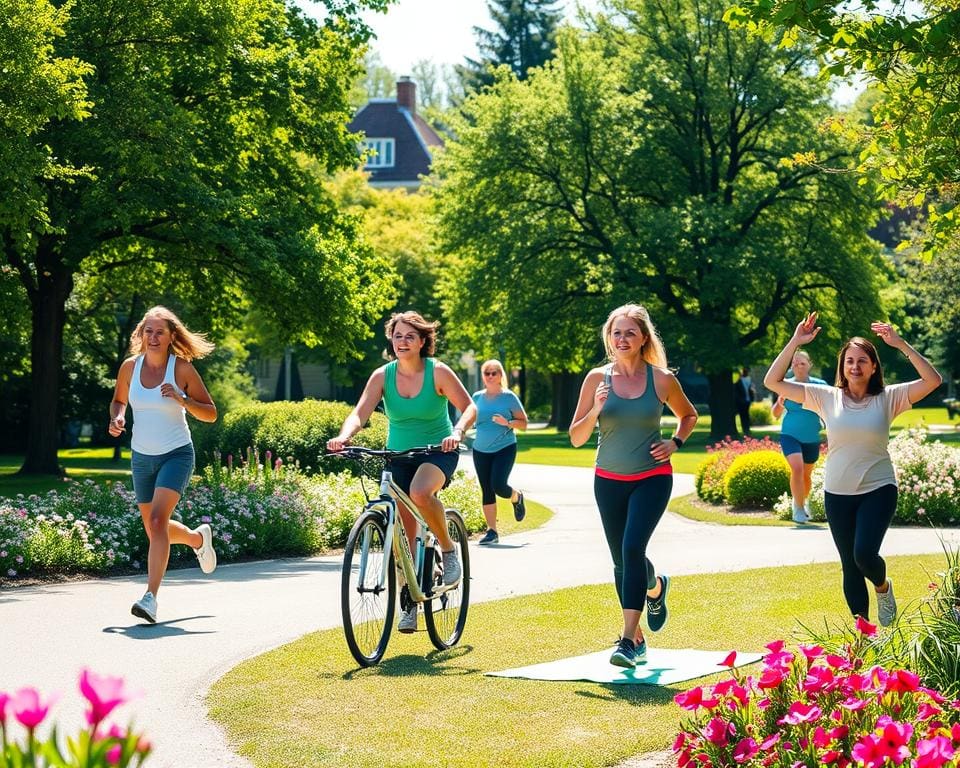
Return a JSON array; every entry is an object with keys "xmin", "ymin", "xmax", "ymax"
[
  {"xmin": 327, "ymin": 311, "xmax": 477, "ymax": 633},
  {"xmin": 108, "ymin": 306, "xmax": 219, "ymax": 624},
  {"xmin": 471, "ymin": 360, "xmax": 528, "ymax": 545},
  {"xmin": 570, "ymin": 304, "xmax": 698, "ymax": 668},
  {"xmin": 734, "ymin": 366, "xmax": 756, "ymax": 436},
  {"xmin": 764, "ymin": 312, "xmax": 942, "ymax": 627},
  {"xmin": 771, "ymin": 349, "xmax": 826, "ymax": 523}
]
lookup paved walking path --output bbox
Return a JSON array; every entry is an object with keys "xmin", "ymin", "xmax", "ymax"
[{"xmin": 2, "ymin": 464, "xmax": 959, "ymax": 767}]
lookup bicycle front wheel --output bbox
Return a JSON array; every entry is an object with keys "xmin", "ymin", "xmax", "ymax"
[
  {"xmin": 341, "ymin": 510, "xmax": 396, "ymax": 666},
  {"xmin": 424, "ymin": 509, "xmax": 470, "ymax": 650}
]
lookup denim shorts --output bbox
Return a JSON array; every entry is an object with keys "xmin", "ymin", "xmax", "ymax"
[
  {"xmin": 779, "ymin": 434, "xmax": 820, "ymax": 464},
  {"xmin": 131, "ymin": 443, "xmax": 195, "ymax": 503},
  {"xmin": 387, "ymin": 450, "xmax": 459, "ymax": 495}
]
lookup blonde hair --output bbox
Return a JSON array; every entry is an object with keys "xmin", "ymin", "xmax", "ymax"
[
  {"xmin": 481, "ymin": 359, "xmax": 508, "ymax": 389},
  {"xmin": 602, "ymin": 304, "xmax": 668, "ymax": 368},
  {"xmin": 128, "ymin": 306, "xmax": 215, "ymax": 361}
]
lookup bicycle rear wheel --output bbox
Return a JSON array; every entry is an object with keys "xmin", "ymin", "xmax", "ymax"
[
  {"xmin": 341, "ymin": 510, "xmax": 395, "ymax": 666},
  {"xmin": 424, "ymin": 509, "xmax": 470, "ymax": 650}
]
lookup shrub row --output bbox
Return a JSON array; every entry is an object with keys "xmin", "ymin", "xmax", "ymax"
[
  {"xmin": 695, "ymin": 436, "xmax": 790, "ymax": 509},
  {"xmin": 0, "ymin": 453, "xmax": 483, "ymax": 583}
]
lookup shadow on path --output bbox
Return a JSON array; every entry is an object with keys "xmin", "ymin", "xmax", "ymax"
[{"xmin": 103, "ymin": 615, "xmax": 217, "ymax": 638}]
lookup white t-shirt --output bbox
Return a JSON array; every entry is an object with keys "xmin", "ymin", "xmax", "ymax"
[{"xmin": 802, "ymin": 383, "xmax": 912, "ymax": 495}]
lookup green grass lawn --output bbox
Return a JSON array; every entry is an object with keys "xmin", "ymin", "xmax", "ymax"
[
  {"xmin": 208, "ymin": 553, "xmax": 943, "ymax": 768},
  {"xmin": 0, "ymin": 447, "xmax": 131, "ymax": 497},
  {"xmin": 668, "ymin": 492, "xmax": 804, "ymax": 527}
]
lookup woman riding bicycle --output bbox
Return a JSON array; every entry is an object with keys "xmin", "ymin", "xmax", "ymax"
[{"xmin": 327, "ymin": 311, "xmax": 476, "ymax": 632}]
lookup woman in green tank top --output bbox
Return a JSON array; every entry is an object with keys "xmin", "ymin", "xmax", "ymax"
[
  {"xmin": 570, "ymin": 304, "xmax": 698, "ymax": 669},
  {"xmin": 328, "ymin": 311, "xmax": 477, "ymax": 632}
]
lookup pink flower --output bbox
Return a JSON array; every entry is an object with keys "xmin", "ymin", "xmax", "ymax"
[
  {"xmin": 673, "ymin": 732, "xmax": 688, "ymax": 751},
  {"xmin": 765, "ymin": 640, "xmax": 786, "ymax": 654},
  {"xmin": 826, "ymin": 653, "xmax": 851, "ymax": 670},
  {"xmin": 758, "ymin": 666, "xmax": 789, "ymax": 690},
  {"xmin": 813, "ymin": 727, "xmax": 831, "ymax": 748},
  {"xmin": 11, "ymin": 687, "xmax": 57, "ymax": 729},
  {"xmin": 79, "ymin": 669, "xmax": 131, "ymax": 725},
  {"xmin": 720, "ymin": 651, "xmax": 738, "ymax": 668},
  {"xmin": 886, "ymin": 669, "xmax": 921, "ymax": 694},
  {"xmin": 914, "ymin": 735, "xmax": 955, "ymax": 768},
  {"xmin": 106, "ymin": 744, "xmax": 122, "ymax": 765},
  {"xmin": 0, "ymin": 691, "xmax": 8, "ymax": 724},
  {"xmin": 675, "ymin": 687, "xmax": 719, "ymax": 711},
  {"xmin": 852, "ymin": 734, "xmax": 885, "ymax": 768},
  {"xmin": 800, "ymin": 644, "xmax": 825, "ymax": 661},
  {"xmin": 917, "ymin": 702, "xmax": 942, "ymax": 720},
  {"xmin": 703, "ymin": 717, "xmax": 733, "ymax": 747},
  {"xmin": 760, "ymin": 733, "xmax": 781, "ymax": 751},
  {"xmin": 780, "ymin": 702, "xmax": 822, "ymax": 725},
  {"xmin": 803, "ymin": 665, "xmax": 837, "ymax": 694},
  {"xmin": 876, "ymin": 719, "xmax": 913, "ymax": 765},
  {"xmin": 856, "ymin": 616, "xmax": 878, "ymax": 636},
  {"xmin": 733, "ymin": 737, "xmax": 759, "ymax": 763},
  {"xmin": 840, "ymin": 697, "xmax": 869, "ymax": 711}
]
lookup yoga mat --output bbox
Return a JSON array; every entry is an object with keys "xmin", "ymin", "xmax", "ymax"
[{"xmin": 488, "ymin": 647, "xmax": 762, "ymax": 685}]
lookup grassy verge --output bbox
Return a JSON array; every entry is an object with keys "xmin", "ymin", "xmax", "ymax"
[
  {"xmin": 208, "ymin": 554, "xmax": 942, "ymax": 768},
  {"xmin": 486, "ymin": 496, "xmax": 550, "ymax": 536},
  {"xmin": 668, "ymin": 492, "xmax": 811, "ymax": 527},
  {"xmin": 0, "ymin": 447, "xmax": 132, "ymax": 497}
]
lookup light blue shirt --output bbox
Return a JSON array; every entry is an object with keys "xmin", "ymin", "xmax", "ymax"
[
  {"xmin": 782, "ymin": 376, "xmax": 827, "ymax": 444},
  {"xmin": 471, "ymin": 390, "xmax": 524, "ymax": 453}
]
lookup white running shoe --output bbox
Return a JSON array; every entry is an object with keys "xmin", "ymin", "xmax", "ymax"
[
  {"xmin": 193, "ymin": 523, "xmax": 217, "ymax": 574},
  {"xmin": 131, "ymin": 591, "xmax": 157, "ymax": 623},
  {"xmin": 792, "ymin": 504, "xmax": 809, "ymax": 524},
  {"xmin": 877, "ymin": 578, "xmax": 897, "ymax": 627},
  {"xmin": 398, "ymin": 605, "xmax": 418, "ymax": 633}
]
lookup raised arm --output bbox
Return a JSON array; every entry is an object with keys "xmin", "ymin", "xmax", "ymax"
[
  {"xmin": 569, "ymin": 369, "xmax": 606, "ymax": 447},
  {"xmin": 764, "ymin": 313, "xmax": 821, "ymax": 404},
  {"xmin": 327, "ymin": 368, "xmax": 386, "ymax": 451},
  {"xmin": 872, "ymin": 322, "xmax": 943, "ymax": 403}
]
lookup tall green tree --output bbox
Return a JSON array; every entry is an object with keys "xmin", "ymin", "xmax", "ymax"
[
  {"xmin": 457, "ymin": 0, "xmax": 563, "ymax": 93},
  {"xmin": 434, "ymin": 0, "xmax": 889, "ymax": 437},
  {"xmin": 2, "ymin": 0, "xmax": 396, "ymax": 475}
]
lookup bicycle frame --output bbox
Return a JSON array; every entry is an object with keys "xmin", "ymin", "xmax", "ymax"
[{"xmin": 357, "ymin": 469, "xmax": 456, "ymax": 604}]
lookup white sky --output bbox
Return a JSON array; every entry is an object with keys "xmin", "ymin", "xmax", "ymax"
[{"xmin": 296, "ymin": 0, "xmax": 861, "ymax": 104}]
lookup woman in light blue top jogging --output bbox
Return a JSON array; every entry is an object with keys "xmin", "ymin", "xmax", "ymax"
[
  {"xmin": 107, "ymin": 306, "xmax": 219, "ymax": 624},
  {"xmin": 569, "ymin": 304, "xmax": 698, "ymax": 669},
  {"xmin": 471, "ymin": 359, "xmax": 528, "ymax": 546},
  {"xmin": 327, "ymin": 311, "xmax": 476, "ymax": 632},
  {"xmin": 771, "ymin": 349, "xmax": 826, "ymax": 523}
]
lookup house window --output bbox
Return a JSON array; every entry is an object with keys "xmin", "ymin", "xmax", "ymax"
[{"xmin": 363, "ymin": 138, "xmax": 395, "ymax": 168}]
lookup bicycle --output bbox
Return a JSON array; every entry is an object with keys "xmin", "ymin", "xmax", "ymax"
[{"xmin": 330, "ymin": 445, "xmax": 471, "ymax": 667}]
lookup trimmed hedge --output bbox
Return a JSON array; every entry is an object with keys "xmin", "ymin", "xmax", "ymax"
[
  {"xmin": 197, "ymin": 399, "xmax": 388, "ymax": 475},
  {"xmin": 724, "ymin": 450, "xmax": 791, "ymax": 508},
  {"xmin": 748, "ymin": 401, "xmax": 774, "ymax": 427}
]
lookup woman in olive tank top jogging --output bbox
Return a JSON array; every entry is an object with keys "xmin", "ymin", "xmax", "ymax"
[
  {"xmin": 108, "ymin": 307, "xmax": 219, "ymax": 623},
  {"xmin": 570, "ymin": 304, "xmax": 698, "ymax": 668},
  {"xmin": 328, "ymin": 311, "xmax": 477, "ymax": 633}
]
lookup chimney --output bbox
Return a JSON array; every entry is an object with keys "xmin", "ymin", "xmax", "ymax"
[{"xmin": 396, "ymin": 76, "xmax": 416, "ymax": 114}]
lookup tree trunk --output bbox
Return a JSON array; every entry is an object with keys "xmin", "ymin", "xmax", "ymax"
[
  {"xmin": 706, "ymin": 370, "xmax": 738, "ymax": 441},
  {"xmin": 551, "ymin": 371, "xmax": 582, "ymax": 431},
  {"xmin": 20, "ymin": 263, "xmax": 73, "ymax": 476}
]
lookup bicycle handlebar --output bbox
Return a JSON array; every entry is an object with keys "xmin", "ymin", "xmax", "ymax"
[{"xmin": 327, "ymin": 444, "xmax": 464, "ymax": 460}]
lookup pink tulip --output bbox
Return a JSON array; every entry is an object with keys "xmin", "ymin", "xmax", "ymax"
[
  {"xmin": 758, "ymin": 666, "xmax": 789, "ymax": 690},
  {"xmin": 813, "ymin": 726, "xmax": 831, "ymax": 748},
  {"xmin": 733, "ymin": 737, "xmax": 759, "ymax": 763},
  {"xmin": 105, "ymin": 744, "xmax": 122, "ymax": 765},
  {"xmin": 914, "ymin": 735, "xmax": 955, "ymax": 768},
  {"xmin": 803, "ymin": 665, "xmax": 837, "ymax": 694},
  {"xmin": 11, "ymin": 687, "xmax": 57, "ymax": 729},
  {"xmin": 886, "ymin": 669, "xmax": 921, "ymax": 694},
  {"xmin": 675, "ymin": 687, "xmax": 719, "ymax": 711},
  {"xmin": 0, "ymin": 691, "xmax": 8, "ymax": 724},
  {"xmin": 79, "ymin": 669, "xmax": 130, "ymax": 725},
  {"xmin": 765, "ymin": 640, "xmax": 786, "ymax": 653},
  {"xmin": 917, "ymin": 703, "xmax": 942, "ymax": 720},
  {"xmin": 826, "ymin": 653, "xmax": 851, "ymax": 670},
  {"xmin": 720, "ymin": 651, "xmax": 737, "ymax": 668}
]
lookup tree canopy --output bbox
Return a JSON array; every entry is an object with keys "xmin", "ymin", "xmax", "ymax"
[
  {"xmin": 434, "ymin": 0, "xmax": 891, "ymax": 436},
  {"xmin": 1, "ymin": 0, "xmax": 396, "ymax": 474}
]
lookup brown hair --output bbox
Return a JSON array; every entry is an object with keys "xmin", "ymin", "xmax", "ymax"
[
  {"xmin": 602, "ymin": 304, "xmax": 668, "ymax": 368},
  {"xmin": 835, "ymin": 337, "xmax": 885, "ymax": 394},
  {"xmin": 384, "ymin": 310, "xmax": 438, "ymax": 359},
  {"xmin": 481, "ymin": 359, "xmax": 508, "ymax": 389},
  {"xmin": 128, "ymin": 306, "xmax": 215, "ymax": 361}
]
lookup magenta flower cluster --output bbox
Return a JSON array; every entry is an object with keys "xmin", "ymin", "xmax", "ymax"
[
  {"xmin": 674, "ymin": 619, "xmax": 960, "ymax": 768},
  {"xmin": 0, "ymin": 670, "xmax": 150, "ymax": 767}
]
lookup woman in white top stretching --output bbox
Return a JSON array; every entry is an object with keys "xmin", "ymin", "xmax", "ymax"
[
  {"xmin": 764, "ymin": 312, "xmax": 942, "ymax": 626},
  {"xmin": 108, "ymin": 307, "xmax": 219, "ymax": 623}
]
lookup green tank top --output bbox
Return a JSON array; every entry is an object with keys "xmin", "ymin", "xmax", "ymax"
[
  {"xmin": 596, "ymin": 363, "xmax": 667, "ymax": 475},
  {"xmin": 383, "ymin": 358, "xmax": 453, "ymax": 451}
]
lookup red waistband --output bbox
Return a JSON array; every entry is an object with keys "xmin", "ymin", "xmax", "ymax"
[{"xmin": 595, "ymin": 463, "xmax": 673, "ymax": 482}]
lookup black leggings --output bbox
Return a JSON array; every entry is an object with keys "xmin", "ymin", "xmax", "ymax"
[
  {"xmin": 472, "ymin": 444, "xmax": 517, "ymax": 505},
  {"xmin": 594, "ymin": 473, "xmax": 672, "ymax": 612},
  {"xmin": 824, "ymin": 484, "xmax": 897, "ymax": 620}
]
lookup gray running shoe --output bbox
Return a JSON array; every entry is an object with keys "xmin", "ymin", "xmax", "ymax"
[
  {"xmin": 610, "ymin": 637, "xmax": 637, "ymax": 668},
  {"xmin": 877, "ymin": 578, "xmax": 897, "ymax": 627},
  {"xmin": 442, "ymin": 549, "xmax": 461, "ymax": 586},
  {"xmin": 646, "ymin": 575, "xmax": 671, "ymax": 633},
  {"xmin": 398, "ymin": 604, "xmax": 418, "ymax": 633},
  {"xmin": 792, "ymin": 504, "xmax": 809, "ymax": 524},
  {"xmin": 131, "ymin": 591, "xmax": 157, "ymax": 623},
  {"xmin": 478, "ymin": 529, "xmax": 499, "ymax": 546},
  {"xmin": 193, "ymin": 523, "xmax": 217, "ymax": 574}
]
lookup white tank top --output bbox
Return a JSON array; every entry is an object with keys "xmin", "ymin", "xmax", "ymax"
[{"xmin": 129, "ymin": 354, "xmax": 191, "ymax": 455}]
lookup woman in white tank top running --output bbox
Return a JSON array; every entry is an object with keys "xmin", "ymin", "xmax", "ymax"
[{"xmin": 108, "ymin": 306, "xmax": 218, "ymax": 623}]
